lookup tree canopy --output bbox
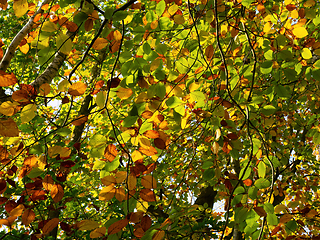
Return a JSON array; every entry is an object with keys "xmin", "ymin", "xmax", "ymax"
[{"xmin": 0, "ymin": 0, "xmax": 320, "ymax": 239}]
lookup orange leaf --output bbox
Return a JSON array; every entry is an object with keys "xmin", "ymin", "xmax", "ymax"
[
  {"xmin": 43, "ymin": 218, "xmax": 59, "ymax": 235},
  {"xmin": 141, "ymin": 111, "xmax": 153, "ymax": 119},
  {"xmin": 141, "ymin": 175, "xmax": 157, "ymax": 189},
  {"xmin": 115, "ymin": 171, "xmax": 127, "ymax": 183},
  {"xmin": 140, "ymin": 189, "xmax": 156, "ymax": 202},
  {"xmin": 114, "ymin": 30, "xmax": 122, "ymax": 41},
  {"xmin": 71, "ymin": 115, "xmax": 88, "ymax": 126},
  {"xmin": 39, "ymin": 83, "xmax": 51, "ymax": 96},
  {"xmin": 50, "ymin": 184, "xmax": 64, "ymax": 203},
  {"xmin": 9, "ymin": 204, "xmax": 25, "ymax": 217},
  {"xmin": 43, "ymin": 175, "xmax": 54, "ymax": 191},
  {"xmin": 68, "ymin": 82, "xmax": 87, "ymax": 96},
  {"xmin": 144, "ymin": 130, "xmax": 160, "ymax": 139},
  {"xmin": 99, "ymin": 185, "xmax": 116, "ymax": 201},
  {"xmin": 108, "ymin": 219, "xmax": 129, "ymax": 235},
  {"xmin": 243, "ymin": 179, "xmax": 252, "ymax": 186},
  {"xmin": 0, "ymin": 119, "xmax": 19, "ymax": 137},
  {"xmin": 0, "ymin": 179, "xmax": 7, "ymax": 194},
  {"xmin": 116, "ymin": 87, "xmax": 133, "ymax": 100},
  {"xmin": 22, "ymin": 208, "xmax": 35, "ymax": 226},
  {"xmin": 104, "ymin": 144, "xmax": 118, "ymax": 162},
  {"xmin": 12, "ymin": 89, "xmax": 31, "ymax": 102},
  {"xmin": 205, "ymin": 45, "xmax": 214, "ymax": 60},
  {"xmin": 139, "ymin": 146, "xmax": 158, "ymax": 156},
  {"xmin": 279, "ymin": 213, "xmax": 293, "ymax": 223},
  {"xmin": 254, "ymin": 207, "xmax": 267, "ymax": 217},
  {"xmin": 101, "ymin": 175, "xmax": 116, "ymax": 186},
  {"xmin": 115, "ymin": 187, "xmax": 126, "ymax": 202},
  {"xmin": 92, "ymin": 38, "xmax": 108, "ymax": 50},
  {"xmin": 0, "ymin": 216, "xmax": 17, "ymax": 227}
]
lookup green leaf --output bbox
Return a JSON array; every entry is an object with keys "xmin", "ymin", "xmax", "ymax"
[
  {"xmin": 89, "ymin": 134, "xmax": 107, "ymax": 147},
  {"xmin": 234, "ymin": 186, "xmax": 245, "ymax": 195},
  {"xmin": 261, "ymin": 105, "xmax": 276, "ymax": 116},
  {"xmin": 56, "ymin": 128, "xmax": 72, "ymax": 137},
  {"xmin": 255, "ymin": 178, "xmax": 270, "ymax": 189},
  {"xmin": 113, "ymin": 11, "xmax": 128, "ymax": 21},
  {"xmin": 263, "ymin": 202, "xmax": 274, "ymax": 214},
  {"xmin": 156, "ymin": 0, "xmax": 166, "ymax": 17},
  {"xmin": 248, "ymin": 186, "xmax": 258, "ymax": 200},
  {"xmin": 104, "ymin": 158, "xmax": 120, "ymax": 172},
  {"xmin": 267, "ymin": 213, "xmax": 278, "ymax": 226},
  {"xmin": 56, "ymin": 34, "xmax": 72, "ymax": 55},
  {"xmin": 122, "ymin": 116, "xmax": 138, "ymax": 127},
  {"xmin": 203, "ymin": 168, "xmax": 214, "ymax": 180},
  {"xmin": 239, "ymin": 167, "xmax": 251, "ymax": 180},
  {"xmin": 93, "ymin": 160, "xmax": 106, "ymax": 170},
  {"xmin": 258, "ymin": 161, "xmax": 266, "ymax": 178},
  {"xmin": 28, "ymin": 167, "xmax": 43, "ymax": 178},
  {"xmin": 166, "ymin": 96, "xmax": 183, "ymax": 108}
]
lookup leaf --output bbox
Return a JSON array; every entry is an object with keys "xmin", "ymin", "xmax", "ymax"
[
  {"xmin": 68, "ymin": 82, "xmax": 87, "ymax": 96},
  {"xmin": 301, "ymin": 48, "xmax": 312, "ymax": 59},
  {"xmin": 156, "ymin": 0, "xmax": 166, "ymax": 16},
  {"xmin": 42, "ymin": 21, "xmax": 58, "ymax": 32},
  {"xmin": 20, "ymin": 104, "xmax": 37, "ymax": 124},
  {"xmin": 267, "ymin": 213, "xmax": 278, "ymax": 226},
  {"xmin": 39, "ymin": 83, "xmax": 51, "ymax": 96},
  {"xmin": 108, "ymin": 219, "xmax": 129, "ymax": 235},
  {"xmin": 140, "ymin": 189, "xmax": 156, "ymax": 202},
  {"xmin": 13, "ymin": 0, "xmax": 28, "ymax": 17},
  {"xmin": 90, "ymin": 226, "xmax": 106, "ymax": 238},
  {"xmin": 9, "ymin": 204, "xmax": 25, "ymax": 217},
  {"xmin": 22, "ymin": 209, "xmax": 35, "ymax": 226},
  {"xmin": 78, "ymin": 220, "xmax": 100, "ymax": 231},
  {"xmin": 292, "ymin": 27, "xmax": 308, "ymax": 38},
  {"xmin": 72, "ymin": 115, "xmax": 88, "ymax": 126},
  {"xmin": 43, "ymin": 175, "xmax": 54, "ymax": 191},
  {"xmin": 51, "ymin": 184, "xmax": 64, "ymax": 203},
  {"xmin": 0, "ymin": 71, "xmax": 18, "ymax": 87},
  {"xmin": 0, "ymin": 119, "xmax": 19, "ymax": 137},
  {"xmin": 141, "ymin": 175, "xmax": 157, "ymax": 189},
  {"xmin": 56, "ymin": 34, "xmax": 73, "ymax": 55},
  {"xmin": 99, "ymin": 185, "xmax": 116, "ymax": 201},
  {"xmin": 92, "ymin": 38, "xmax": 108, "ymax": 50},
  {"xmin": 43, "ymin": 218, "xmax": 60, "ymax": 235},
  {"xmin": 114, "ymin": 30, "xmax": 122, "ymax": 41},
  {"xmin": 152, "ymin": 230, "xmax": 165, "ymax": 240},
  {"xmin": 104, "ymin": 144, "xmax": 118, "ymax": 162},
  {"xmin": 279, "ymin": 214, "xmax": 293, "ymax": 223},
  {"xmin": 117, "ymin": 87, "xmax": 133, "ymax": 99}
]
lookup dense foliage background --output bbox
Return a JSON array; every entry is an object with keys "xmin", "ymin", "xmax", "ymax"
[{"xmin": 0, "ymin": 0, "xmax": 320, "ymax": 239}]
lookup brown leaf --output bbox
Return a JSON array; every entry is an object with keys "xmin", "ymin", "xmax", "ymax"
[
  {"xmin": 90, "ymin": 226, "xmax": 106, "ymax": 238},
  {"xmin": 141, "ymin": 175, "xmax": 157, "ymax": 189},
  {"xmin": 141, "ymin": 215, "xmax": 152, "ymax": 231},
  {"xmin": 99, "ymin": 185, "xmax": 115, "ymax": 201},
  {"xmin": 0, "ymin": 71, "xmax": 17, "ymax": 87},
  {"xmin": 254, "ymin": 207, "xmax": 267, "ymax": 217},
  {"xmin": 43, "ymin": 175, "xmax": 54, "ymax": 191},
  {"xmin": 108, "ymin": 219, "xmax": 129, "ymax": 235},
  {"xmin": 9, "ymin": 204, "xmax": 25, "ymax": 217},
  {"xmin": 140, "ymin": 189, "xmax": 156, "ymax": 202},
  {"xmin": 43, "ymin": 218, "xmax": 60, "ymax": 235},
  {"xmin": 115, "ymin": 187, "xmax": 126, "ymax": 202},
  {"xmin": 78, "ymin": 220, "xmax": 100, "ymax": 231},
  {"xmin": 141, "ymin": 111, "xmax": 153, "ymax": 119},
  {"xmin": 0, "ymin": 178, "xmax": 6, "ymax": 194},
  {"xmin": 279, "ymin": 213, "xmax": 293, "ymax": 223},
  {"xmin": 51, "ymin": 184, "xmax": 64, "ymax": 203},
  {"xmin": 0, "ymin": 119, "xmax": 19, "ymax": 137},
  {"xmin": 127, "ymin": 174, "xmax": 137, "ymax": 190},
  {"xmin": 154, "ymin": 138, "xmax": 166, "ymax": 149},
  {"xmin": 68, "ymin": 82, "xmax": 87, "ymax": 96},
  {"xmin": 92, "ymin": 38, "xmax": 108, "ymax": 50},
  {"xmin": 22, "ymin": 208, "xmax": 35, "ymax": 226},
  {"xmin": 152, "ymin": 230, "xmax": 165, "ymax": 240},
  {"xmin": 104, "ymin": 144, "xmax": 118, "ymax": 162},
  {"xmin": 71, "ymin": 115, "xmax": 88, "ymax": 126},
  {"xmin": 84, "ymin": 19, "xmax": 93, "ymax": 31}
]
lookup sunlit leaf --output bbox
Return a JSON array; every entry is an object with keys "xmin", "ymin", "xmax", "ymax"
[{"xmin": 68, "ymin": 82, "xmax": 87, "ymax": 96}]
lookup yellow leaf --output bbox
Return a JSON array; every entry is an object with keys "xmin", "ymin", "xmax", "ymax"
[
  {"xmin": 90, "ymin": 227, "xmax": 106, "ymax": 238},
  {"xmin": 174, "ymin": 15, "xmax": 185, "ymax": 25},
  {"xmin": 117, "ymin": 87, "xmax": 133, "ymax": 99},
  {"xmin": 96, "ymin": 90, "xmax": 107, "ymax": 109},
  {"xmin": 9, "ymin": 204, "xmax": 25, "ymax": 217},
  {"xmin": 13, "ymin": 0, "xmax": 28, "ymax": 17},
  {"xmin": 68, "ymin": 82, "xmax": 87, "ymax": 96},
  {"xmin": 58, "ymin": 79, "xmax": 70, "ymax": 92},
  {"xmin": 21, "ymin": 104, "xmax": 37, "ymax": 124},
  {"xmin": 56, "ymin": 34, "xmax": 73, "ymax": 55},
  {"xmin": 304, "ymin": 0, "xmax": 315, "ymax": 7},
  {"xmin": 114, "ymin": 30, "xmax": 122, "ymax": 41},
  {"xmin": 132, "ymin": 150, "xmax": 143, "ymax": 161},
  {"xmin": 99, "ymin": 185, "xmax": 116, "ymax": 201},
  {"xmin": 168, "ymin": 4, "xmax": 178, "ymax": 15},
  {"xmin": 292, "ymin": 27, "xmax": 308, "ymax": 38},
  {"xmin": 301, "ymin": 48, "xmax": 312, "ymax": 59},
  {"xmin": 19, "ymin": 44, "xmax": 29, "ymax": 54},
  {"xmin": 78, "ymin": 220, "xmax": 100, "ymax": 231},
  {"xmin": 263, "ymin": 22, "xmax": 272, "ymax": 33},
  {"xmin": 0, "ymin": 101, "xmax": 19, "ymax": 116},
  {"xmin": 92, "ymin": 38, "xmax": 108, "ymax": 50},
  {"xmin": 42, "ymin": 21, "xmax": 58, "ymax": 32}
]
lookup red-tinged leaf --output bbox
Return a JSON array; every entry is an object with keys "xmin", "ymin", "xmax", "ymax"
[
  {"xmin": 0, "ymin": 71, "xmax": 17, "ymax": 87},
  {"xmin": 60, "ymin": 160, "xmax": 75, "ymax": 168},
  {"xmin": 84, "ymin": 19, "xmax": 93, "ymax": 31},
  {"xmin": 0, "ymin": 197, "xmax": 8, "ymax": 205},
  {"xmin": 224, "ymin": 179, "xmax": 233, "ymax": 192},
  {"xmin": 60, "ymin": 222, "xmax": 72, "ymax": 232},
  {"xmin": 286, "ymin": 4, "xmax": 296, "ymax": 11},
  {"xmin": 134, "ymin": 228, "xmax": 145, "ymax": 238},
  {"xmin": 130, "ymin": 211, "xmax": 144, "ymax": 223},
  {"xmin": 22, "ymin": 208, "xmax": 35, "ymax": 226},
  {"xmin": 141, "ymin": 175, "xmax": 157, "ymax": 189},
  {"xmin": 107, "ymin": 77, "xmax": 121, "ymax": 89},
  {"xmin": 220, "ymin": 120, "xmax": 228, "ymax": 126},
  {"xmin": 68, "ymin": 82, "xmax": 87, "ymax": 96},
  {"xmin": 5, "ymin": 200, "xmax": 18, "ymax": 214},
  {"xmin": 0, "ymin": 119, "xmax": 19, "ymax": 137},
  {"xmin": 51, "ymin": 184, "xmax": 64, "ymax": 203},
  {"xmin": 271, "ymin": 225, "xmax": 281, "ymax": 236},
  {"xmin": 227, "ymin": 133, "xmax": 238, "ymax": 140},
  {"xmin": 285, "ymin": 236, "xmax": 296, "ymax": 240},
  {"xmin": 20, "ymin": 84, "xmax": 37, "ymax": 97},
  {"xmin": 152, "ymin": 230, "xmax": 165, "ymax": 240},
  {"xmin": 243, "ymin": 179, "xmax": 252, "ymax": 186},
  {"xmin": 279, "ymin": 214, "xmax": 293, "ymax": 223},
  {"xmin": 30, "ymin": 190, "xmax": 47, "ymax": 201},
  {"xmin": 0, "ymin": 179, "xmax": 6, "ymax": 194},
  {"xmin": 92, "ymin": 80, "xmax": 104, "ymax": 94},
  {"xmin": 141, "ymin": 215, "xmax": 152, "ymax": 231},
  {"xmin": 62, "ymin": 96, "xmax": 69, "ymax": 104},
  {"xmin": 140, "ymin": 189, "xmax": 156, "ymax": 202},
  {"xmin": 108, "ymin": 219, "xmax": 129, "ymax": 235},
  {"xmin": 12, "ymin": 90, "xmax": 29, "ymax": 103},
  {"xmin": 65, "ymin": 21, "xmax": 78, "ymax": 32},
  {"xmin": 104, "ymin": 144, "xmax": 118, "ymax": 162},
  {"xmin": 43, "ymin": 218, "xmax": 60, "ymax": 235},
  {"xmin": 154, "ymin": 138, "xmax": 166, "ymax": 149},
  {"xmin": 71, "ymin": 115, "xmax": 88, "ymax": 126},
  {"xmin": 144, "ymin": 130, "xmax": 160, "ymax": 139},
  {"xmin": 254, "ymin": 207, "xmax": 267, "ymax": 217}
]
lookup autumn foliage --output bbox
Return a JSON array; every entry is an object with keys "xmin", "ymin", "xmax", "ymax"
[{"xmin": 0, "ymin": 0, "xmax": 320, "ymax": 239}]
